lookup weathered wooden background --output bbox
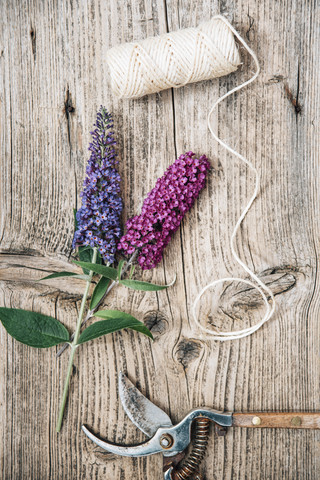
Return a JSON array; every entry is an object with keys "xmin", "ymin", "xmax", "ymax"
[{"xmin": 1, "ymin": 0, "xmax": 319, "ymax": 478}]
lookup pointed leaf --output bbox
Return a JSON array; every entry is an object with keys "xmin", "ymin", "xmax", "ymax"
[
  {"xmin": 38, "ymin": 272, "xmax": 90, "ymax": 282},
  {"xmin": 77, "ymin": 317, "xmax": 153, "ymax": 345},
  {"xmin": 117, "ymin": 260, "xmax": 126, "ymax": 280},
  {"xmin": 90, "ymin": 277, "xmax": 110, "ymax": 310},
  {"xmin": 119, "ymin": 275, "xmax": 176, "ymax": 291},
  {"xmin": 93, "ymin": 309, "xmax": 153, "ymax": 338},
  {"xmin": 93, "ymin": 309, "xmax": 138, "ymax": 320},
  {"xmin": 129, "ymin": 264, "xmax": 135, "ymax": 279},
  {"xmin": 73, "ymin": 261, "xmax": 118, "ymax": 280},
  {"xmin": 0, "ymin": 307, "xmax": 70, "ymax": 348}
]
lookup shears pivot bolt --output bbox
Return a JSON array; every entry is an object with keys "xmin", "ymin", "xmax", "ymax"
[{"xmin": 160, "ymin": 434, "xmax": 174, "ymax": 449}]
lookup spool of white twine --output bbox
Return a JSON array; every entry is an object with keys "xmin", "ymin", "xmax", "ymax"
[{"xmin": 106, "ymin": 16, "xmax": 241, "ymax": 98}]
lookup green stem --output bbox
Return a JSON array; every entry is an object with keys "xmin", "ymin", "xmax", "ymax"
[{"xmin": 56, "ymin": 248, "xmax": 98, "ymax": 432}]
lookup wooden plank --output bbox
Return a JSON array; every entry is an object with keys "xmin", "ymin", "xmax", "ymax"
[
  {"xmin": 0, "ymin": 0, "xmax": 319, "ymax": 479},
  {"xmin": 164, "ymin": 0, "xmax": 320, "ymax": 479}
]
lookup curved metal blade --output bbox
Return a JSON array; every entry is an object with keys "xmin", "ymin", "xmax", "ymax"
[
  {"xmin": 81, "ymin": 425, "xmax": 165, "ymax": 457},
  {"xmin": 119, "ymin": 372, "xmax": 172, "ymax": 437}
]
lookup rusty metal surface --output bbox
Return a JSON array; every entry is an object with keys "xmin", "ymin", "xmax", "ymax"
[{"xmin": 119, "ymin": 372, "xmax": 173, "ymax": 437}]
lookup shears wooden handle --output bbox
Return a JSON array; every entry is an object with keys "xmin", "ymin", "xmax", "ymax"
[{"xmin": 233, "ymin": 412, "xmax": 320, "ymax": 429}]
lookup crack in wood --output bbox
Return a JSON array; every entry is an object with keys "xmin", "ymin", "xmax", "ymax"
[
  {"xmin": 30, "ymin": 26, "xmax": 36, "ymax": 61},
  {"xmin": 246, "ymin": 10, "xmax": 255, "ymax": 41},
  {"xmin": 284, "ymin": 76, "xmax": 302, "ymax": 116},
  {"xmin": 0, "ymin": 253, "xmax": 85, "ymax": 294},
  {"xmin": 64, "ymin": 86, "xmax": 75, "ymax": 147},
  {"xmin": 267, "ymin": 74, "xmax": 285, "ymax": 84}
]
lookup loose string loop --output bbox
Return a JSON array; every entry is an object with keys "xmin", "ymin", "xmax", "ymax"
[{"xmin": 192, "ymin": 15, "xmax": 276, "ymax": 340}]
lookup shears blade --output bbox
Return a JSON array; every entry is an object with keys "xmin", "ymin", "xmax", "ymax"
[
  {"xmin": 119, "ymin": 372, "xmax": 173, "ymax": 437},
  {"xmin": 81, "ymin": 424, "xmax": 168, "ymax": 457}
]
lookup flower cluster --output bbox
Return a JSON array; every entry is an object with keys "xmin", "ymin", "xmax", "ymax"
[
  {"xmin": 73, "ymin": 107, "xmax": 122, "ymax": 264},
  {"xmin": 118, "ymin": 152, "xmax": 210, "ymax": 269}
]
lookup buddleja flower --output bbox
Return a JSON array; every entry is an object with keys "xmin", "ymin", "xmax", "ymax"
[
  {"xmin": 118, "ymin": 151, "xmax": 210, "ymax": 269},
  {"xmin": 73, "ymin": 107, "xmax": 122, "ymax": 264}
]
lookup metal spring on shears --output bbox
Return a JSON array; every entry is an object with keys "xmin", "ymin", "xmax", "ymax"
[{"xmin": 172, "ymin": 417, "xmax": 210, "ymax": 480}]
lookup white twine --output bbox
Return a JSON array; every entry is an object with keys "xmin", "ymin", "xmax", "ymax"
[
  {"xmin": 106, "ymin": 17, "xmax": 241, "ymax": 98},
  {"xmin": 191, "ymin": 15, "xmax": 276, "ymax": 340}
]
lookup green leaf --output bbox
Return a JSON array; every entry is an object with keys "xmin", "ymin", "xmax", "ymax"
[
  {"xmin": 73, "ymin": 261, "xmax": 118, "ymax": 280},
  {"xmin": 90, "ymin": 276, "xmax": 110, "ymax": 310},
  {"xmin": 93, "ymin": 309, "xmax": 153, "ymax": 338},
  {"xmin": 93, "ymin": 309, "xmax": 137, "ymax": 320},
  {"xmin": 78, "ymin": 247, "xmax": 102, "ymax": 274},
  {"xmin": 37, "ymin": 271, "xmax": 90, "ymax": 282},
  {"xmin": 0, "ymin": 307, "xmax": 70, "ymax": 348},
  {"xmin": 129, "ymin": 264, "xmax": 135, "ymax": 279},
  {"xmin": 119, "ymin": 275, "xmax": 176, "ymax": 291},
  {"xmin": 117, "ymin": 259, "xmax": 126, "ymax": 280},
  {"xmin": 77, "ymin": 314, "xmax": 153, "ymax": 345}
]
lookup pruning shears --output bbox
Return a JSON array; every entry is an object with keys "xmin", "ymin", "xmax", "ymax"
[{"xmin": 82, "ymin": 373, "xmax": 320, "ymax": 480}]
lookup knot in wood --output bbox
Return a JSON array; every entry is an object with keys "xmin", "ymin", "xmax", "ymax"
[
  {"xmin": 175, "ymin": 340, "xmax": 202, "ymax": 369},
  {"xmin": 143, "ymin": 310, "xmax": 168, "ymax": 338}
]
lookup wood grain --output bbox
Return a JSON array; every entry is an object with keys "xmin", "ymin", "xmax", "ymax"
[{"xmin": 0, "ymin": 0, "xmax": 319, "ymax": 479}]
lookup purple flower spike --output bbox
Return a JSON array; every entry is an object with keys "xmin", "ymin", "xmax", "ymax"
[
  {"xmin": 118, "ymin": 152, "xmax": 210, "ymax": 270},
  {"xmin": 73, "ymin": 107, "xmax": 122, "ymax": 264}
]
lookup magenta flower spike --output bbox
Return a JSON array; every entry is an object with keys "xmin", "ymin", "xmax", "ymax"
[{"xmin": 118, "ymin": 151, "xmax": 210, "ymax": 269}]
